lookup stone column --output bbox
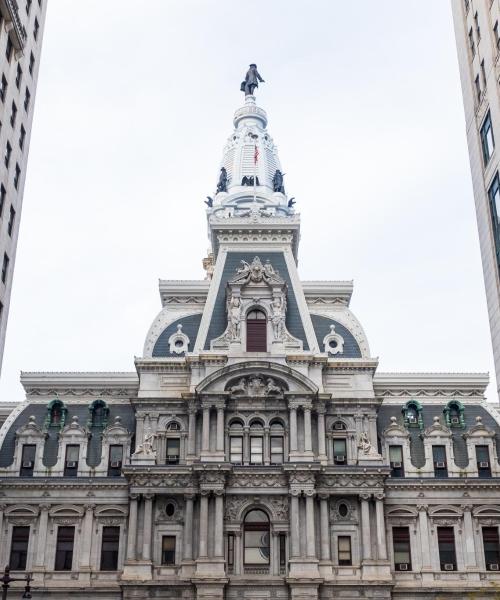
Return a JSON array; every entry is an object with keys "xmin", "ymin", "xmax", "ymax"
[
  {"xmin": 264, "ymin": 426, "xmax": 270, "ymax": 465},
  {"xmin": 34, "ymin": 503, "xmax": 50, "ymax": 568},
  {"xmin": 79, "ymin": 504, "xmax": 95, "ymax": 569},
  {"xmin": 126, "ymin": 494, "xmax": 139, "ymax": 561},
  {"xmin": 360, "ymin": 494, "xmax": 372, "ymax": 561},
  {"xmin": 417, "ymin": 504, "xmax": 432, "ymax": 570},
  {"xmin": 304, "ymin": 406, "xmax": 312, "ymax": 453},
  {"xmin": 319, "ymin": 495, "xmax": 330, "ymax": 561},
  {"xmin": 243, "ymin": 426, "xmax": 250, "ymax": 464},
  {"xmin": 462, "ymin": 504, "xmax": 477, "ymax": 569},
  {"xmin": 234, "ymin": 531, "xmax": 242, "ymax": 575},
  {"xmin": 187, "ymin": 407, "xmax": 197, "ymax": 457},
  {"xmin": 375, "ymin": 493, "xmax": 387, "ymax": 560},
  {"xmin": 272, "ymin": 531, "xmax": 280, "ymax": 575},
  {"xmin": 317, "ymin": 408, "xmax": 327, "ymax": 461},
  {"xmin": 216, "ymin": 405, "xmax": 225, "ymax": 453},
  {"xmin": 183, "ymin": 495, "xmax": 194, "ymax": 561},
  {"xmin": 214, "ymin": 492, "xmax": 224, "ymax": 558},
  {"xmin": 305, "ymin": 492, "xmax": 316, "ymax": 558},
  {"xmin": 199, "ymin": 492, "xmax": 209, "ymax": 558},
  {"xmin": 202, "ymin": 406, "xmax": 210, "ymax": 453},
  {"xmin": 289, "ymin": 406, "xmax": 298, "ymax": 453},
  {"xmin": 290, "ymin": 493, "xmax": 300, "ymax": 558},
  {"xmin": 142, "ymin": 494, "xmax": 153, "ymax": 561}
]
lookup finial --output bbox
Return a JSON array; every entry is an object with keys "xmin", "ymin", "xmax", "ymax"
[
  {"xmin": 29, "ymin": 415, "xmax": 36, "ymax": 425},
  {"xmin": 433, "ymin": 416, "xmax": 440, "ymax": 424},
  {"xmin": 476, "ymin": 415, "xmax": 483, "ymax": 424},
  {"xmin": 114, "ymin": 415, "xmax": 122, "ymax": 425},
  {"xmin": 390, "ymin": 416, "xmax": 397, "ymax": 424},
  {"xmin": 71, "ymin": 415, "xmax": 79, "ymax": 426}
]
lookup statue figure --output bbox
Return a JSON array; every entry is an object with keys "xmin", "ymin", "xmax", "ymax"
[
  {"xmin": 248, "ymin": 376, "xmax": 265, "ymax": 396},
  {"xmin": 264, "ymin": 260, "xmax": 275, "ymax": 277},
  {"xmin": 216, "ymin": 167, "xmax": 228, "ymax": 194},
  {"xmin": 242, "ymin": 175, "xmax": 260, "ymax": 186},
  {"xmin": 287, "ymin": 197, "xmax": 296, "ymax": 208},
  {"xmin": 135, "ymin": 428, "xmax": 156, "ymax": 456},
  {"xmin": 265, "ymin": 378, "xmax": 282, "ymax": 396},
  {"xmin": 228, "ymin": 295, "xmax": 242, "ymax": 339},
  {"xmin": 229, "ymin": 378, "xmax": 247, "ymax": 395},
  {"xmin": 271, "ymin": 296, "xmax": 286, "ymax": 340},
  {"xmin": 205, "ymin": 196, "xmax": 213, "ymax": 207},
  {"xmin": 240, "ymin": 64, "xmax": 265, "ymax": 96},
  {"xmin": 272, "ymin": 170, "xmax": 285, "ymax": 193},
  {"xmin": 357, "ymin": 432, "xmax": 373, "ymax": 455}
]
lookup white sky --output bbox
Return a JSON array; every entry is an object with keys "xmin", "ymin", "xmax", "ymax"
[{"xmin": 0, "ymin": 0, "xmax": 496, "ymax": 403}]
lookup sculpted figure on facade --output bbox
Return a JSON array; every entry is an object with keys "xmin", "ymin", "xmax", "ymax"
[
  {"xmin": 357, "ymin": 431, "xmax": 377, "ymax": 456},
  {"xmin": 134, "ymin": 428, "xmax": 157, "ymax": 457},
  {"xmin": 271, "ymin": 296, "xmax": 286, "ymax": 340},
  {"xmin": 227, "ymin": 295, "xmax": 242, "ymax": 340}
]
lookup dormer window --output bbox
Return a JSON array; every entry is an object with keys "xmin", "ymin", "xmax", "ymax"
[
  {"xmin": 45, "ymin": 400, "xmax": 67, "ymax": 429},
  {"xmin": 402, "ymin": 401, "xmax": 423, "ymax": 430},
  {"xmin": 89, "ymin": 399, "xmax": 109, "ymax": 428},
  {"xmin": 246, "ymin": 309, "xmax": 267, "ymax": 352},
  {"xmin": 443, "ymin": 401, "xmax": 465, "ymax": 429}
]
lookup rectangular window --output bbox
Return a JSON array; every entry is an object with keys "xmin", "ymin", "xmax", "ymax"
[
  {"xmin": 108, "ymin": 444, "xmax": 123, "ymax": 476},
  {"xmin": 29, "ymin": 52, "xmax": 35, "ymax": 75},
  {"xmin": 464, "ymin": 0, "xmax": 470, "ymax": 12},
  {"xmin": 161, "ymin": 535, "xmax": 176, "ymax": 565},
  {"xmin": 10, "ymin": 101, "xmax": 17, "ymax": 127},
  {"xmin": 20, "ymin": 444, "xmax": 35, "ymax": 476},
  {"xmin": 55, "ymin": 526, "xmax": 75, "ymax": 571},
  {"xmin": 0, "ymin": 75, "xmax": 6, "ymax": 101},
  {"xmin": 246, "ymin": 319, "xmax": 267, "ymax": 352},
  {"xmin": 469, "ymin": 27, "xmax": 476, "ymax": 57},
  {"xmin": 475, "ymin": 74, "xmax": 481, "ymax": 102},
  {"xmin": 433, "ymin": 445, "xmax": 448, "ymax": 478},
  {"xmin": 227, "ymin": 533, "xmax": 234, "ymax": 567},
  {"xmin": 8, "ymin": 206, "xmax": 15, "ymax": 237},
  {"xmin": 279, "ymin": 533, "xmax": 286, "ymax": 568},
  {"xmin": 64, "ymin": 444, "xmax": 79, "ymax": 476},
  {"xmin": 19, "ymin": 124, "xmax": 26, "ymax": 150},
  {"xmin": 15, "ymin": 64, "xmax": 22, "ymax": 89},
  {"xmin": 230, "ymin": 436, "xmax": 243, "ymax": 464},
  {"xmin": 9, "ymin": 526, "xmax": 29, "ymax": 570},
  {"xmin": 0, "ymin": 302, "xmax": 3, "ymax": 325},
  {"xmin": 476, "ymin": 445, "xmax": 492, "ymax": 477},
  {"xmin": 338, "ymin": 536, "xmax": 352, "ymax": 566},
  {"xmin": 100, "ymin": 526, "xmax": 120, "ymax": 570},
  {"xmin": 2, "ymin": 253, "xmax": 9, "ymax": 284},
  {"xmin": 5, "ymin": 36, "xmax": 13, "ymax": 61},
  {"xmin": 389, "ymin": 445, "xmax": 404, "ymax": 477},
  {"xmin": 489, "ymin": 173, "xmax": 500, "ymax": 271},
  {"xmin": 481, "ymin": 111, "xmax": 495, "ymax": 165},
  {"xmin": 437, "ymin": 527, "xmax": 457, "ymax": 571},
  {"xmin": 483, "ymin": 527, "xmax": 500, "ymax": 570},
  {"xmin": 475, "ymin": 11, "xmax": 481, "ymax": 40},
  {"xmin": 250, "ymin": 436, "xmax": 263, "ymax": 464},
  {"xmin": 481, "ymin": 59, "xmax": 487, "ymax": 88},
  {"xmin": 34, "ymin": 18, "xmax": 39, "ymax": 40},
  {"xmin": 14, "ymin": 164, "xmax": 20, "ymax": 189},
  {"xmin": 270, "ymin": 436, "xmax": 284, "ymax": 464},
  {"xmin": 0, "ymin": 184, "xmax": 6, "ymax": 216},
  {"xmin": 393, "ymin": 527, "xmax": 412, "ymax": 570},
  {"xmin": 26, "ymin": 0, "xmax": 32, "ymax": 14},
  {"xmin": 495, "ymin": 21, "xmax": 500, "ymax": 49},
  {"xmin": 166, "ymin": 438, "xmax": 180, "ymax": 464},
  {"xmin": 333, "ymin": 438, "xmax": 347, "ymax": 464},
  {"xmin": 24, "ymin": 87, "xmax": 30, "ymax": 112}
]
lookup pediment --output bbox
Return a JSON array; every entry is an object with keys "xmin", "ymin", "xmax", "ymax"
[{"xmin": 196, "ymin": 361, "xmax": 318, "ymax": 396}]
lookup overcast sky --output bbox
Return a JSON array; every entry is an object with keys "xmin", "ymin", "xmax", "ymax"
[{"xmin": 0, "ymin": 0, "xmax": 495, "ymax": 403}]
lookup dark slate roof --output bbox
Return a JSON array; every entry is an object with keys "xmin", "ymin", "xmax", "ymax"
[
  {"xmin": 310, "ymin": 314, "xmax": 361, "ymax": 358},
  {"xmin": 377, "ymin": 403, "xmax": 500, "ymax": 468},
  {"xmin": 152, "ymin": 313, "xmax": 202, "ymax": 357},
  {"xmin": 204, "ymin": 251, "xmax": 309, "ymax": 350},
  {"xmin": 0, "ymin": 402, "xmax": 135, "ymax": 470}
]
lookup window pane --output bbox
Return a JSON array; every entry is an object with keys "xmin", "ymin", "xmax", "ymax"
[
  {"xmin": 66, "ymin": 445, "xmax": 79, "ymax": 461},
  {"xmin": 167, "ymin": 439, "xmax": 180, "ymax": 455},
  {"xmin": 389, "ymin": 446, "xmax": 402, "ymax": 462},
  {"xmin": 338, "ymin": 536, "xmax": 351, "ymax": 565},
  {"xmin": 109, "ymin": 445, "xmax": 123, "ymax": 462},
  {"xmin": 270, "ymin": 436, "xmax": 284, "ymax": 464},
  {"xmin": 333, "ymin": 439, "xmax": 347, "ymax": 455},
  {"xmin": 9, "ymin": 526, "xmax": 29, "ymax": 570},
  {"xmin": 100, "ymin": 526, "xmax": 119, "ymax": 570},
  {"xmin": 55, "ymin": 527, "xmax": 75, "ymax": 571},
  {"xmin": 162, "ymin": 536, "xmax": 176, "ymax": 564},
  {"xmin": 250, "ymin": 437, "xmax": 263, "ymax": 463}
]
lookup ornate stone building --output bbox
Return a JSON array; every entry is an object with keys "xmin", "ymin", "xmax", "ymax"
[{"xmin": 1, "ymin": 90, "xmax": 500, "ymax": 600}]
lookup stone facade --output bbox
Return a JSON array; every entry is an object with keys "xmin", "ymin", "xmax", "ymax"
[{"xmin": 1, "ymin": 93, "xmax": 500, "ymax": 600}]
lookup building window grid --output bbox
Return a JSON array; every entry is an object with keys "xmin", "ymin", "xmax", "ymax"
[
  {"xmin": 1, "ymin": 253, "xmax": 9, "ymax": 284},
  {"xmin": 481, "ymin": 111, "xmax": 495, "ymax": 165},
  {"xmin": 10, "ymin": 101, "xmax": 17, "ymax": 127},
  {"xmin": 432, "ymin": 445, "xmax": 448, "ymax": 478},
  {"xmin": 29, "ymin": 52, "xmax": 35, "ymax": 75},
  {"xmin": 0, "ymin": 75, "xmax": 7, "ymax": 102},
  {"xmin": 19, "ymin": 124, "xmax": 26, "ymax": 150},
  {"xmin": 495, "ymin": 21, "xmax": 500, "ymax": 49},
  {"xmin": 15, "ymin": 64, "xmax": 22, "ymax": 89},
  {"xmin": 54, "ymin": 526, "xmax": 75, "ymax": 571},
  {"xmin": 64, "ymin": 444, "xmax": 79, "ymax": 477},
  {"xmin": 14, "ymin": 164, "xmax": 21, "ymax": 189},
  {"xmin": 9, "ymin": 526, "xmax": 30, "ymax": 571},
  {"xmin": 7, "ymin": 206, "xmax": 15, "ymax": 237},
  {"xmin": 0, "ymin": 185, "xmax": 6, "ymax": 216},
  {"xmin": 474, "ymin": 74, "xmax": 482, "ymax": 103},
  {"xmin": 24, "ymin": 88, "xmax": 31, "ymax": 112},
  {"xmin": 5, "ymin": 36, "xmax": 13, "ymax": 62},
  {"xmin": 100, "ymin": 526, "xmax": 120, "ymax": 571},
  {"xmin": 475, "ymin": 11, "xmax": 481, "ymax": 40},
  {"xmin": 469, "ymin": 27, "xmax": 476, "ymax": 58},
  {"xmin": 480, "ymin": 59, "xmax": 487, "ymax": 89},
  {"xmin": 393, "ymin": 527, "xmax": 412, "ymax": 571},
  {"xmin": 33, "ymin": 18, "xmax": 39, "ymax": 40}
]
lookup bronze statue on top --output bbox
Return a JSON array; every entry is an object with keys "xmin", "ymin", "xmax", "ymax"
[{"xmin": 240, "ymin": 64, "xmax": 265, "ymax": 96}]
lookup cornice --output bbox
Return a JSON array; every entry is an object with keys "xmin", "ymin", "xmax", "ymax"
[
  {"xmin": 0, "ymin": 477, "xmax": 129, "ymax": 490},
  {"xmin": 385, "ymin": 478, "xmax": 500, "ymax": 491},
  {"xmin": 21, "ymin": 371, "xmax": 139, "ymax": 397},
  {"xmin": 374, "ymin": 372, "xmax": 489, "ymax": 398}
]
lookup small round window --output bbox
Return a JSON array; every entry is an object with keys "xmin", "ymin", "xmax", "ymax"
[
  {"xmin": 338, "ymin": 502, "xmax": 349, "ymax": 518},
  {"xmin": 165, "ymin": 502, "xmax": 176, "ymax": 517}
]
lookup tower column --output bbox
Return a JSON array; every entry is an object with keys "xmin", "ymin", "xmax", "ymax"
[
  {"xmin": 360, "ymin": 494, "xmax": 372, "ymax": 561},
  {"xmin": 214, "ymin": 492, "xmax": 224, "ymax": 557},
  {"xmin": 319, "ymin": 495, "xmax": 330, "ymax": 561},
  {"xmin": 79, "ymin": 504, "xmax": 94, "ymax": 569},
  {"xmin": 290, "ymin": 493, "xmax": 300, "ymax": 558},
  {"xmin": 317, "ymin": 407, "xmax": 327, "ymax": 462},
  {"xmin": 187, "ymin": 406, "xmax": 197, "ymax": 458},
  {"xmin": 289, "ymin": 405, "xmax": 298, "ymax": 454},
  {"xmin": 305, "ymin": 492, "xmax": 316, "ymax": 558},
  {"xmin": 216, "ymin": 403, "xmax": 225, "ymax": 454},
  {"xmin": 183, "ymin": 495, "xmax": 194, "ymax": 561},
  {"xmin": 375, "ymin": 493, "xmax": 387, "ymax": 560},
  {"xmin": 34, "ymin": 504, "xmax": 50, "ymax": 569},
  {"xmin": 142, "ymin": 494, "xmax": 153, "ymax": 561},
  {"xmin": 126, "ymin": 494, "xmax": 139, "ymax": 561},
  {"xmin": 304, "ymin": 406, "xmax": 313, "ymax": 454},
  {"xmin": 202, "ymin": 405, "xmax": 210, "ymax": 453},
  {"xmin": 198, "ymin": 492, "xmax": 209, "ymax": 558}
]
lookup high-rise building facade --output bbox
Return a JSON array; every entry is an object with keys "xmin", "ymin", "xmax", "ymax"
[
  {"xmin": 452, "ymin": 0, "xmax": 500, "ymax": 398},
  {"xmin": 0, "ymin": 0, "xmax": 47, "ymax": 373},
  {"xmin": 1, "ymin": 84, "xmax": 500, "ymax": 599}
]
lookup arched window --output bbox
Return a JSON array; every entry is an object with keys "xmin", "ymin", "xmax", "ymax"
[
  {"xmin": 244, "ymin": 509, "xmax": 270, "ymax": 566},
  {"xmin": 444, "ymin": 401, "xmax": 465, "ymax": 428},
  {"xmin": 246, "ymin": 309, "xmax": 267, "ymax": 352},
  {"xmin": 45, "ymin": 400, "xmax": 67, "ymax": 429},
  {"xmin": 89, "ymin": 399, "xmax": 108, "ymax": 428},
  {"xmin": 402, "ymin": 400, "xmax": 423, "ymax": 430}
]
